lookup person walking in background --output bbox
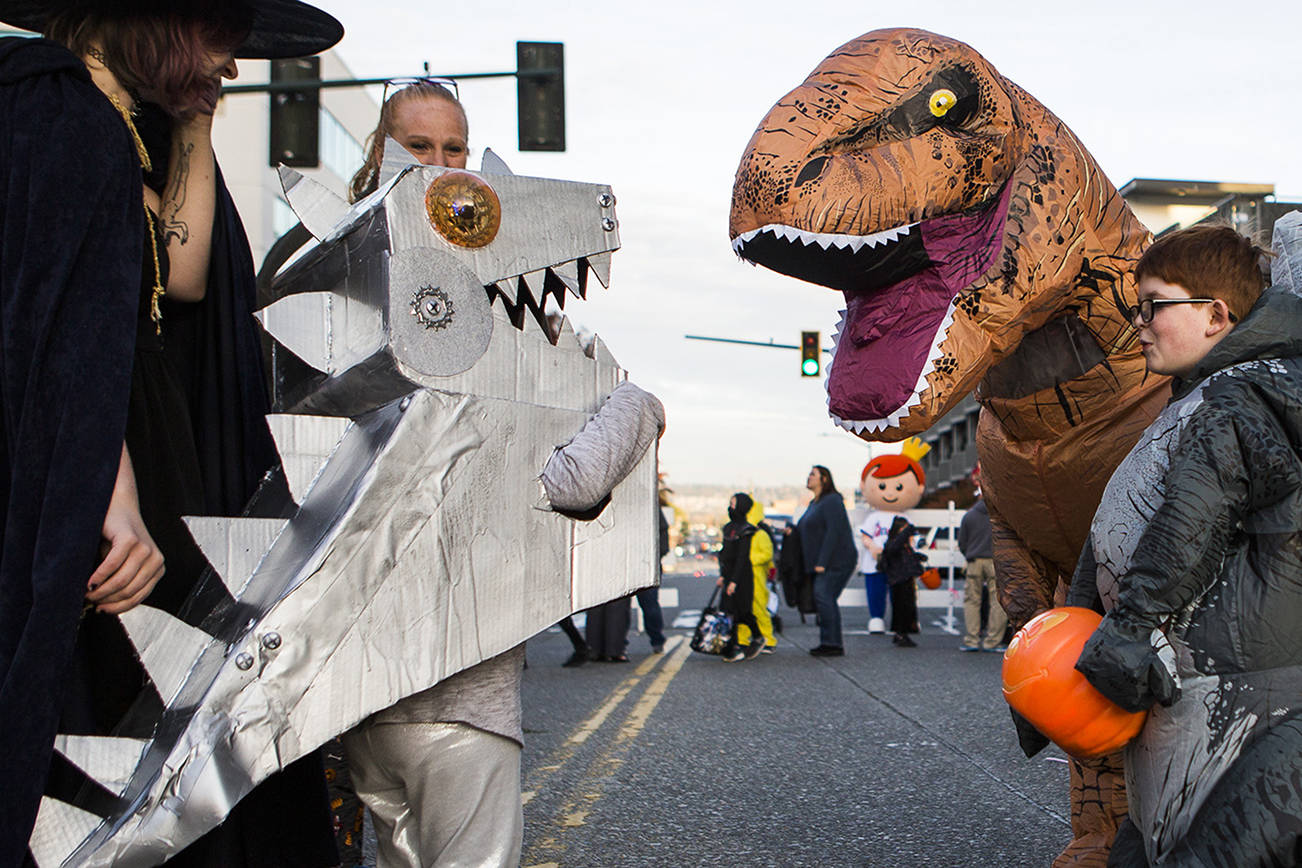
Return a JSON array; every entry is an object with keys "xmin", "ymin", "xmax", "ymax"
[
  {"xmin": 586, "ymin": 595, "xmax": 633, "ymax": 662},
  {"xmin": 795, "ymin": 466, "xmax": 858, "ymax": 656},
  {"xmin": 634, "ymin": 491, "xmax": 671, "ymax": 653},
  {"xmin": 734, "ymin": 497, "xmax": 778, "ymax": 653},
  {"xmin": 958, "ymin": 464, "xmax": 1006, "ymax": 653},
  {"xmin": 717, "ymin": 493, "xmax": 767, "ymax": 662},
  {"xmin": 556, "ymin": 616, "xmax": 590, "ymax": 667}
]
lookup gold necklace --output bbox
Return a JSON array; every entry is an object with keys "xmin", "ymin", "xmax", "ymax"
[{"xmin": 108, "ymin": 93, "xmax": 165, "ymax": 334}]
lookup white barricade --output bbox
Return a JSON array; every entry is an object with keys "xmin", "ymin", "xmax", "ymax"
[{"xmin": 839, "ymin": 503, "xmax": 966, "ymax": 635}]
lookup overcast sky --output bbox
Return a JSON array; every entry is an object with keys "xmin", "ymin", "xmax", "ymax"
[{"xmin": 311, "ymin": 0, "xmax": 1302, "ymax": 491}]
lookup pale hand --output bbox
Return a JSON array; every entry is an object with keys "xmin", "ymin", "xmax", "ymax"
[{"xmin": 87, "ymin": 448, "xmax": 165, "ymax": 614}]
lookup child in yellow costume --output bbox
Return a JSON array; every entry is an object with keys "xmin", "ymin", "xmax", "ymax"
[{"xmin": 735, "ymin": 498, "xmax": 777, "ymax": 651}]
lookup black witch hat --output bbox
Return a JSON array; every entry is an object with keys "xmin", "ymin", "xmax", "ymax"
[{"xmin": 0, "ymin": 0, "xmax": 343, "ymax": 58}]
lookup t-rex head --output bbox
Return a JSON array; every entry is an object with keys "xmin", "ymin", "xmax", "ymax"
[{"xmin": 730, "ymin": 28, "xmax": 1149, "ymax": 437}]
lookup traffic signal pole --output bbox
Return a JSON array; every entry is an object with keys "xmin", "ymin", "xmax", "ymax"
[
  {"xmin": 683, "ymin": 333, "xmax": 831, "ymax": 376},
  {"xmin": 220, "ymin": 42, "xmax": 565, "ymax": 167}
]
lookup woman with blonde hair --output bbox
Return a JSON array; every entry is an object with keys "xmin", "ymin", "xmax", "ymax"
[{"xmin": 349, "ymin": 77, "xmax": 468, "ymax": 201}]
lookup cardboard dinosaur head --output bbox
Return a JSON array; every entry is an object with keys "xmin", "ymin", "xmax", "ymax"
[
  {"xmin": 28, "ymin": 156, "xmax": 656, "ymax": 866},
  {"xmin": 263, "ymin": 150, "xmax": 622, "ymax": 416},
  {"xmin": 730, "ymin": 28, "xmax": 1149, "ymax": 437}
]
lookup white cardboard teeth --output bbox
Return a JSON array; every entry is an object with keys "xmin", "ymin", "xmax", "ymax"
[
  {"xmin": 53, "ymin": 735, "xmax": 150, "ymax": 797},
  {"xmin": 117, "ymin": 606, "xmax": 214, "ymax": 707},
  {"xmin": 29, "ymin": 797, "xmax": 102, "ymax": 868},
  {"xmin": 184, "ymin": 516, "xmax": 290, "ymax": 599},
  {"xmin": 265, "ymin": 415, "xmax": 353, "ymax": 504},
  {"xmin": 585, "ymin": 252, "xmax": 612, "ymax": 288},
  {"xmin": 494, "ymin": 278, "xmax": 518, "ymax": 305}
]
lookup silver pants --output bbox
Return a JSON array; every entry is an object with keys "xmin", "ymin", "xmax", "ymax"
[{"xmin": 341, "ymin": 721, "xmax": 522, "ymax": 868}]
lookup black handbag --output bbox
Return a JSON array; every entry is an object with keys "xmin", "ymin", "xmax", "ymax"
[{"xmin": 690, "ymin": 586, "xmax": 733, "ymax": 655}]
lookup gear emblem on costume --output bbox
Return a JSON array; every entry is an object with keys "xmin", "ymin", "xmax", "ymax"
[{"xmin": 410, "ymin": 286, "xmax": 454, "ymax": 330}]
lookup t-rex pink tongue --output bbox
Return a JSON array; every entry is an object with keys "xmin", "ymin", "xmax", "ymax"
[
  {"xmin": 829, "ymin": 268, "xmax": 953, "ymax": 421},
  {"xmin": 828, "ymin": 184, "xmax": 1011, "ymax": 424}
]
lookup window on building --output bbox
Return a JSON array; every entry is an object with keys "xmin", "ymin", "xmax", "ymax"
[
  {"xmin": 319, "ymin": 107, "xmax": 365, "ymax": 183},
  {"xmin": 272, "ymin": 197, "xmax": 298, "ymax": 238}
]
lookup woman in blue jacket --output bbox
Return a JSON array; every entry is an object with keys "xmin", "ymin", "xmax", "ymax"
[{"xmin": 795, "ymin": 465, "xmax": 858, "ymax": 656}]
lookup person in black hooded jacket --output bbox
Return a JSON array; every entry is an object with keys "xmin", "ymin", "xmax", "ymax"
[
  {"xmin": 1060, "ymin": 221, "xmax": 1302, "ymax": 867},
  {"xmin": 716, "ymin": 493, "xmax": 766, "ymax": 662}
]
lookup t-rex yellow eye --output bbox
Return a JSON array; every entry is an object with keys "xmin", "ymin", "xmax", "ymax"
[{"xmin": 929, "ymin": 88, "xmax": 958, "ymax": 118}]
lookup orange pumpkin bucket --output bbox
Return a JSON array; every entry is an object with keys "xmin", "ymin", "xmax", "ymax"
[
  {"xmin": 1001, "ymin": 607, "xmax": 1147, "ymax": 759},
  {"xmin": 919, "ymin": 568, "xmax": 942, "ymax": 590}
]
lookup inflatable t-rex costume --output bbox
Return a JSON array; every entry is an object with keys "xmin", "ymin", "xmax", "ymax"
[
  {"xmin": 27, "ymin": 155, "xmax": 661, "ymax": 865},
  {"xmin": 729, "ymin": 28, "xmax": 1168, "ymax": 865}
]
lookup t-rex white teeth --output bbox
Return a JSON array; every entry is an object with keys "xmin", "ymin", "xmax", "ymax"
[
  {"xmin": 184, "ymin": 517, "xmax": 290, "ymax": 599},
  {"xmin": 265, "ymin": 415, "xmax": 354, "ymax": 504},
  {"xmin": 54, "ymin": 735, "xmax": 150, "ymax": 798},
  {"xmin": 586, "ymin": 332, "xmax": 620, "ymax": 369},
  {"xmin": 514, "ymin": 277, "xmax": 539, "ymax": 311},
  {"xmin": 734, "ymin": 221, "xmax": 916, "ymax": 255},
  {"xmin": 118, "ymin": 606, "xmax": 215, "ymax": 707},
  {"xmin": 29, "ymin": 797, "xmax": 102, "ymax": 868}
]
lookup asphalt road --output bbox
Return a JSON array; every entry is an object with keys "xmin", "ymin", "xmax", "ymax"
[{"xmin": 518, "ymin": 560, "xmax": 1074, "ymax": 868}]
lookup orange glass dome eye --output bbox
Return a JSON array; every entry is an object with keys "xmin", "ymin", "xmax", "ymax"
[
  {"xmin": 425, "ymin": 171, "xmax": 502, "ymax": 248},
  {"xmin": 929, "ymin": 88, "xmax": 957, "ymax": 118}
]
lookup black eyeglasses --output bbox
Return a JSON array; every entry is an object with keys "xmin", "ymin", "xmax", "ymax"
[
  {"xmin": 1126, "ymin": 297, "xmax": 1230, "ymax": 324},
  {"xmin": 383, "ymin": 76, "xmax": 459, "ymax": 104}
]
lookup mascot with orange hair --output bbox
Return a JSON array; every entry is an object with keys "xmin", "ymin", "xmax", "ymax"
[{"xmin": 857, "ymin": 438, "xmax": 929, "ymax": 636}]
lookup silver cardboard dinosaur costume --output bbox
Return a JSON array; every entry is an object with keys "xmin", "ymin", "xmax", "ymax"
[{"xmin": 28, "ymin": 154, "xmax": 660, "ymax": 866}]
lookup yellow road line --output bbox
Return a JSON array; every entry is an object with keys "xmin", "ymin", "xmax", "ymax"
[
  {"xmin": 523, "ymin": 635, "xmax": 683, "ymax": 796},
  {"xmin": 524, "ymin": 639, "xmax": 693, "ymax": 864},
  {"xmin": 566, "ymin": 636, "xmax": 680, "ymax": 745},
  {"xmin": 616, "ymin": 639, "xmax": 690, "ymax": 743}
]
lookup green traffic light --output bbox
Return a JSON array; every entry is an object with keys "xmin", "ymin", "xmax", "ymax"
[{"xmin": 802, "ymin": 358, "xmax": 820, "ymax": 376}]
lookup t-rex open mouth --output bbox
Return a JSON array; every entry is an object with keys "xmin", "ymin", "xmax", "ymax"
[{"xmin": 733, "ymin": 181, "xmax": 1012, "ymax": 433}]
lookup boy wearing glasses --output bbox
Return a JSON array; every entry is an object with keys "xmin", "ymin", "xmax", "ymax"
[{"xmin": 1061, "ymin": 220, "xmax": 1302, "ymax": 866}]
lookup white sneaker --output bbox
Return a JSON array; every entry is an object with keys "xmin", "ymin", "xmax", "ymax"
[{"xmin": 868, "ymin": 617, "xmax": 886, "ymax": 634}]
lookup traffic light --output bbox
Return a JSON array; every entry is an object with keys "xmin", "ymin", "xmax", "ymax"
[
  {"xmin": 269, "ymin": 57, "xmax": 320, "ymax": 168},
  {"xmin": 517, "ymin": 42, "xmax": 565, "ymax": 151},
  {"xmin": 800, "ymin": 331, "xmax": 820, "ymax": 376}
]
